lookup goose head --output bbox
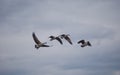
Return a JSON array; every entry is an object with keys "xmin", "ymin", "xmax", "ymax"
[{"xmin": 49, "ymin": 36, "xmax": 55, "ymax": 41}]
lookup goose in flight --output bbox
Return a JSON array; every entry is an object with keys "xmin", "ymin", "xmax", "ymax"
[
  {"xmin": 32, "ymin": 32, "xmax": 50, "ymax": 49},
  {"xmin": 77, "ymin": 40, "xmax": 91, "ymax": 47},
  {"xmin": 49, "ymin": 36, "xmax": 63, "ymax": 45},
  {"xmin": 59, "ymin": 34, "xmax": 73, "ymax": 45}
]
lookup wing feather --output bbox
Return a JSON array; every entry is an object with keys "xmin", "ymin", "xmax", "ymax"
[
  {"xmin": 42, "ymin": 44, "xmax": 50, "ymax": 47},
  {"xmin": 56, "ymin": 37, "xmax": 63, "ymax": 45},
  {"xmin": 32, "ymin": 32, "xmax": 41, "ymax": 44},
  {"xmin": 87, "ymin": 41, "xmax": 92, "ymax": 46},
  {"xmin": 65, "ymin": 36, "xmax": 73, "ymax": 45}
]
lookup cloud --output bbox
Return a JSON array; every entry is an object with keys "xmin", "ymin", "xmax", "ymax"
[{"xmin": 0, "ymin": 0, "xmax": 120, "ymax": 75}]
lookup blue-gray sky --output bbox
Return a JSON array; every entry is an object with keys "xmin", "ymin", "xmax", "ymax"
[{"xmin": 0, "ymin": 0, "xmax": 120, "ymax": 75}]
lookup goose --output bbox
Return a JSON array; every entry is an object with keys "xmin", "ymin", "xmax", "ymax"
[
  {"xmin": 60, "ymin": 34, "xmax": 73, "ymax": 45},
  {"xmin": 49, "ymin": 36, "xmax": 63, "ymax": 45},
  {"xmin": 77, "ymin": 40, "xmax": 91, "ymax": 47},
  {"xmin": 32, "ymin": 32, "xmax": 50, "ymax": 49}
]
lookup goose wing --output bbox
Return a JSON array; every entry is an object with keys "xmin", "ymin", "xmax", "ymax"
[
  {"xmin": 56, "ymin": 37, "xmax": 63, "ymax": 45},
  {"xmin": 32, "ymin": 32, "xmax": 41, "ymax": 44},
  {"xmin": 41, "ymin": 44, "xmax": 50, "ymax": 47},
  {"xmin": 77, "ymin": 40, "xmax": 85, "ymax": 44},
  {"xmin": 64, "ymin": 36, "xmax": 73, "ymax": 45},
  {"xmin": 87, "ymin": 41, "xmax": 92, "ymax": 46}
]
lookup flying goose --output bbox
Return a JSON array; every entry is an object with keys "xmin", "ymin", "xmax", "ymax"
[
  {"xmin": 32, "ymin": 32, "xmax": 50, "ymax": 49},
  {"xmin": 77, "ymin": 40, "xmax": 91, "ymax": 47},
  {"xmin": 49, "ymin": 36, "xmax": 63, "ymax": 45},
  {"xmin": 59, "ymin": 34, "xmax": 73, "ymax": 45}
]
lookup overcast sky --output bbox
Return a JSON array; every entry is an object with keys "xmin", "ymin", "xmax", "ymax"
[{"xmin": 0, "ymin": 0, "xmax": 120, "ymax": 75}]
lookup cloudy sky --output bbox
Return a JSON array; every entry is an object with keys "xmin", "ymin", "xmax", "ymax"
[{"xmin": 0, "ymin": 0, "xmax": 120, "ymax": 75}]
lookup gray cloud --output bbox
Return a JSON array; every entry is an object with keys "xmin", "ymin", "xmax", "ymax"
[{"xmin": 0, "ymin": 0, "xmax": 120, "ymax": 75}]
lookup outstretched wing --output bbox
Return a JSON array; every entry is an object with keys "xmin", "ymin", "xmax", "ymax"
[
  {"xmin": 41, "ymin": 44, "xmax": 50, "ymax": 47},
  {"xmin": 32, "ymin": 32, "xmax": 41, "ymax": 44},
  {"xmin": 56, "ymin": 37, "xmax": 63, "ymax": 45},
  {"xmin": 77, "ymin": 40, "xmax": 85, "ymax": 44},
  {"xmin": 87, "ymin": 41, "xmax": 92, "ymax": 46},
  {"xmin": 65, "ymin": 36, "xmax": 73, "ymax": 45}
]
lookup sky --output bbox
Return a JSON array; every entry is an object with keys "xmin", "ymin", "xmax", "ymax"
[{"xmin": 0, "ymin": 0, "xmax": 120, "ymax": 75}]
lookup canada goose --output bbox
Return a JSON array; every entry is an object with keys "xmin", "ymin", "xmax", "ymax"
[
  {"xmin": 77, "ymin": 40, "xmax": 91, "ymax": 47},
  {"xmin": 60, "ymin": 34, "xmax": 73, "ymax": 45},
  {"xmin": 32, "ymin": 32, "xmax": 50, "ymax": 49},
  {"xmin": 49, "ymin": 36, "xmax": 63, "ymax": 45}
]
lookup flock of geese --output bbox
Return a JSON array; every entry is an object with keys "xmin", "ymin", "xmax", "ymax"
[{"xmin": 32, "ymin": 32, "xmax": 92, "ymax": 49}]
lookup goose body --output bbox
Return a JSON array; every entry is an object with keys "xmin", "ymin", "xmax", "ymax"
[
  {"xmin": 32, "ymin": 32, "xmax": 50, "ymax": 49},
  {"xmin": 60, "ymin": 34, "xmax": 73, "ymax": 45},
  {"xmin": 49, "ymin": 36, "xmax": 63, "ymax": 45},
  {"xmin": 77, "ymin": 40, "xmax": 91, "ymax": 47}
]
